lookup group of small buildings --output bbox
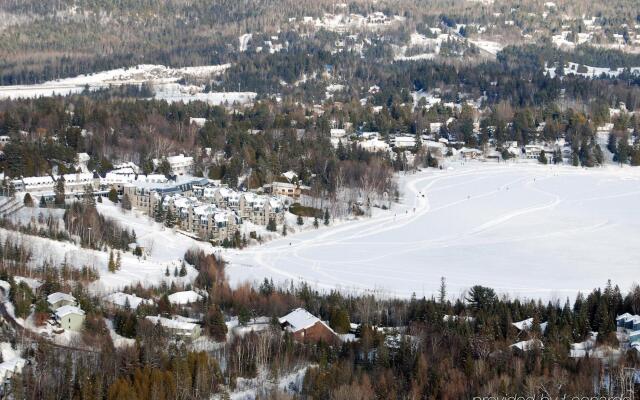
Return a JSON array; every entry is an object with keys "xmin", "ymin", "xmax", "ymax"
[
  {"xmin": 47, "ymin": 292, "xmax": 85, "ymax": 331},
  {"xmin": 8, "ymin": 155, "xmax": 295, "ymax": 244}
]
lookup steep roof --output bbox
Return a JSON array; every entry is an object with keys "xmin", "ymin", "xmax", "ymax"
[
  {"xmin": 47, "ymin": 292, "xmax": 76, "ymax": 305},
  {"xmin": 55, "ymin": 305, "xmax": 85, "ymax": 319},
  {"xmin": 278, "ymin": 308, "xmax": 335, "ymax": 334}
]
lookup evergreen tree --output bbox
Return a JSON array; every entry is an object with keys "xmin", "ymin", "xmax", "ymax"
[
  {"xmin": 115, "ymin": 251, "xmax": 122, "ymax": 271},
  {"xmin": 23, "ymin": 193, "xmax": 34, "ymax": 207},
  {"xmin": 108, "ymin": 188, "xmax": 118, "ymax": 203},
  {"xmin": 313, "ymin": 217, "xmax": 319, "ymax": 228},
  {"xmin": 154, "ymin": 201, "xmax": 165, "ymax": 223},
  {"xmin": 121, "ymin": 194, "xmax": 132, "ymax": 210},
  {"xmin": 165, "ymin": 208, "xmax": 176, "ymax": 228},
  {"xmin": 297, "ymin": 215, "xmax": 304, "ymax": 226},
  {"xmin": 54, "ymin": 176, "xmax": 66, "ymax": 207},
  {"xmin": 537, "ymin": 149, "xmax": 548, "ymax": 164},
  {"xmin": 179, "ymin": 263, "xmax": 187, "ymax": 277},
  {"xmin": 266, "ymin": 218, "xmax": 277, "ymax": 232},
  {"xmin": 330, "ymin": 307, "xmax": 351, "ymax": 334},
  {"xmin": 108, "ymin": 250, "xmax": 116, "ymax": 273},
  {"xmin": 282, "ymin": 224, "xmax": 287, "ymax": 236},
  {"xmin": 205, "ymin": 306, "xmax": 227, "ymax": 341},
  {"xmin": 323, "ymin": 209, "xmax": 330, "ymax": 226}
]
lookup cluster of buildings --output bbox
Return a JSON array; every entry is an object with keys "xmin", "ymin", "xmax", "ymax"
[
  {"xmin": 47, "ymin": 292, "xmax": 85, "ymax": 331},
  {"xmin": 8, "ymin": 154, "xmax": 297, "ymax": 244}
]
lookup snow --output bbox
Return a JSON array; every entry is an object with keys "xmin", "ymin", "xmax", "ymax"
[
  {"xmin": 278, "ymin": 308, "xmax": 322, "ymax": 332},
  {"xmin": 0, "ymin": 202, "xmax": 206, "ymax": 294},
  {"xmin": 146, "ymin": 315, "xmax": 199, "ymax": 331},
  {"xmin": 545, "ymin": 62, "xmax": 640, "ymax": 79},
  {"xmin": 227, "ymin": 162, "xmax": 640, "ymax": 300},
  {"xmin": 104, "ymin": 292, "xmax": 152, "ymax": 309},
  {"xmin": 47, "ymin": 292, "xmax": 76, "ymax": 305},
  {"xmin": 168, "ymin": 290, "xmax": 203, "ymax": 305},
  {"xmin": 0, "ymin": 64, "xmax": 257, "ymax": 106},
  {"xmin": 469, "ymin": 39, "xmax": 504, "ymax": 55},
  {"xmin": 226, "ymin": 365, "xmax": 310, "ymax": 400},
  {"xmin": 54, "ymin": 305, "xmax": 85, "ymax": 318},
  {"xmin": 104, "ymin": 318, "xmax": 136, "ymax": 348},
  {"xmin": 239, "ymin": 33, "xmax": 253, "ymax": 52},
  {"xmin": 511, "ymin": 339, "xmax": 544, "ymax": 351},
  {"xmin": 512, "ymin": 318, "xmax": 548, "ymax": 333}
]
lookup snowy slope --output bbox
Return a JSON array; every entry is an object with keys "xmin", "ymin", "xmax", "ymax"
[
  {"xmin": 227, "ymin": 162, "xmax": 640, "ymax": 300},
  {"xmin": 0, "ymin": 64, "xmax": 257, "ymax": 106}
]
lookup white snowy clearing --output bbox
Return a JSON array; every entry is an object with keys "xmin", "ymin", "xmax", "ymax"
[
  {"xmin": 0, "ymin": 64, "xmax": 257, "ymax": 106},
  {"xmin": 227, "ymin": 162, "xmax": 640, "ymax": 300}
]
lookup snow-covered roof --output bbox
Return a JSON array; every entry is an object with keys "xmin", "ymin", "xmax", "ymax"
[
  {"xmin": 512, "ymin": 318, "xmax": 548, "ymax": 333},
  {"xmin": 0, "ymin": 357, "xmax": 26, "ymax": 381},
  {"xmin": 511, "ymin": 339, "xmax": 544, "ymax": 352},
  {"xmin": 146, "ymin": 315, "xmax": 199, "ymax": 333},
  {"xmin": 47, "ymin": 292, "xmax": 76, "ymax": 306},
  {"xmin": 55, "ymin": 305, "xmax": 85, "ymax": 319},
  {"xmin": 105, "ymin": 292, "xmax": 153, "ymax": 310},
  {"xmin": 617, "ymin": 313, "xmax": 634, "ymax": 321},
  {"xmin": 168, "ymin": 290, "xmax": 203, "ymax": 305},
  {"xmin": 282, "ymin": 170, "xmax": 298, "ymax": 181},
  {"xmin": 278, "ymin": 308, "xmax": 333, "ymax": 333}
]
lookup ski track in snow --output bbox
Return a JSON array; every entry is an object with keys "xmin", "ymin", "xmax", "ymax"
[{"xmin": 227, "ymin": 162, "xmax": 640, "ymax": 300}]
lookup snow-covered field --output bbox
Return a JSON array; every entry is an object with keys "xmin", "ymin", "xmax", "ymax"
[
  {"xmin": 0, "ymin": 64, "xmax": 257, "ymax": 106},
  {"xmin": 0, "ymin": 202, "xmax": 213, "ymax": 293},
  {"xmin": 227, "ymin": 162, "xmax": 640, "ymax": 300}
]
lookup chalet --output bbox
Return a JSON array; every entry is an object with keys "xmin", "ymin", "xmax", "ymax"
[
  {"xmin": 104, "ymin": 292, "xmax": 153, "ymax": 310},
  {"xmin": 47, "ymin": 292, "xmax": 76, "ymax": 311},
  {"xmin": 512, "ymin": 318, "xmax": 548, "ymax": 334},
  {"xmin": 278, "ymin": 308, "xmax": 338, "ymax": 344},
  {"xmin": 391, "ymin": 136, "xmax": 416, "ymax": 149},
  {"xmin": 54, "ymin": 305, "xmax": 86, "ymax": 331},
  {"xmin": 269, "ymin": 181, "xmax": 302, "ymax": 200},
  {"xmin": 146, "ymin": 315, "xmax": 201, "ymax": 338},
  {"xmin": 617, "ymin": 313, "xmax": 640, "ymax": 331},
  {"xmin": 152, "ymin": 154, "xmax": 194, "ymax": 176},
  {"xmin": 168, "ymin": 290, "xmax": 203, "ymax": 305},
  {"xmin": 510, "ymin": 339, "xmax": 544, "ymax": 353}
]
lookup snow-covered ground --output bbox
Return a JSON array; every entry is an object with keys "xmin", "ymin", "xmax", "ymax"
[
  {"xmin": 0, "ymin": 202, "xmax": 212, "ymax": 294},
  {"xmin": 0, "ymin": 64, "xmax": 256, "ymax": 106},
  {"xmin": 227, "ymin": 162, "xmax": 640, "ymax": 300},
  {"xmin": 545, "ymin": 62, "xmax": 640, "ymax": 79}
]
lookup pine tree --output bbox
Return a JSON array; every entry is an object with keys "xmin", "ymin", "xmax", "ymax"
[
  {"xmin": 313, "ymin": 217, "xmax": 319, "ymax": 228},
  {"xmin": 165, "ymin": 208, "xmax": 176, "ymax": 228},
  {"xmin": 438, "ymin": 277, "xmax": 447, "ymax": 304},
  {"xmin": 323, "ymin": 209, "xmax": 330, "ymax": 226},
  {"xmin": 266, "ymin": 218, "xmax": 277, "ymax": 232},
  {"xmin": 108, "ymin": 250, "xmax": 116, "ymax": 273},
  {"xmin": 39, "ymin": 196, "xmax": 47, "ymax": 208},
  {"xmin": 165, "ymin": 266, "xmax": 170, "ymax": 276},
  {"xmin": 121, "ymin": 194, "xmax": 132, "ymax": 210},
  {"xmin": 296, "ymin": 215, "xmax": 303, "ymax": 226},
  {"xmin": 538, "ymin": 150, "xmax": 548, "ymax": 164},
  {"xmin": 83, "ymin": 185, "xmax": 96, "ymax": 208},
  {"xmin": 154, "ymin": 201, "xmax": 165, "ymax": 223},
  {"xmin": 23, "ymin": 193, "xmax": 34, "ymax": 207},
  {"xmin": 116, "ymin": 251, "xmax": 122, "ymax": 271},
  {"xmin": 108, "ymin": 188, "xmax": 118, "ymax": 203},
  {"xmin": 282, "ymin": 224, "xmax": 287, "ymax": 236},
  {"xmin": 174, "ymin": 266, "xmax": 178, "ymax": 277},
  {"xmin": 179, "ymin": 263, "xmax": 187, "ymax": 277},
  {"xmin": 54, "ymin": 176, "xmax": 66, "ymax": 207}
]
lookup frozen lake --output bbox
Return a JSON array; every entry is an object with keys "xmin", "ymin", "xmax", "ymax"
[{"xmin": 227, "ymin": 162, "xmax": 640, "ymax": 300}]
